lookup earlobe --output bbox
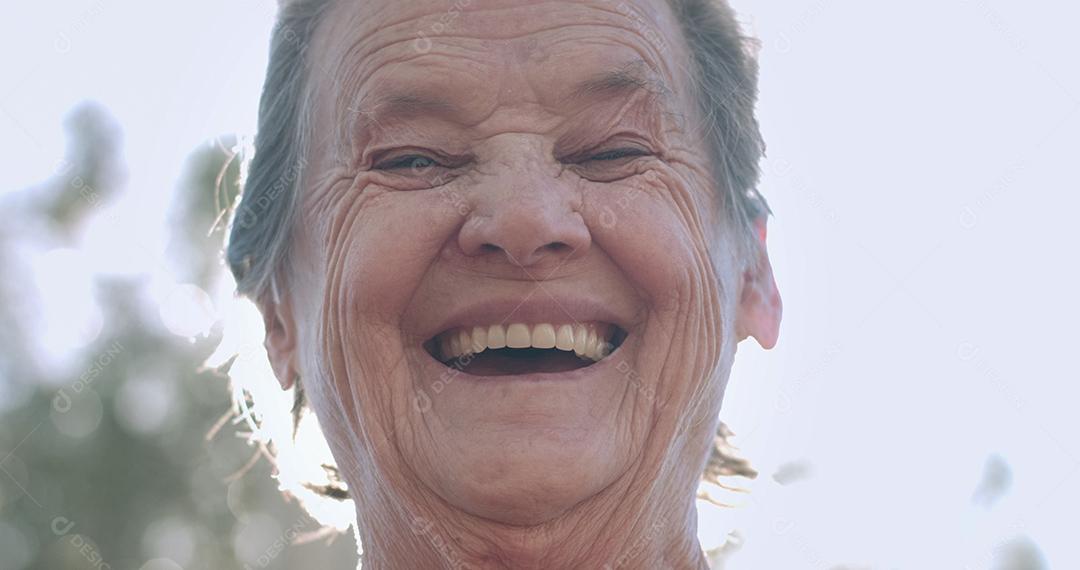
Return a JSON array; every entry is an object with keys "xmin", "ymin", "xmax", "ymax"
[
  {"xmin": 735, "ymin": 217, "xmax": 782, "ymax": 349},
  {"xmin": 258, "ymin": 283, "xmax": 299, "ymax": 391}
]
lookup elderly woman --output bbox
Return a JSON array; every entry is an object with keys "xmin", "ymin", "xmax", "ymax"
[{"xmin": 226, "ymin": 0, "xmax": 781, "ymax": 567}]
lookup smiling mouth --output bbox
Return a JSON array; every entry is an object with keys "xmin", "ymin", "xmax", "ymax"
[{"xmin": 423, "ymin": 322, "xmax": 628, "ymax": 376}]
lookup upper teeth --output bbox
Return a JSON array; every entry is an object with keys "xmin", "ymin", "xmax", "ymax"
[{"xmin": 437, "ymin": 322, "xmax": 615, "ymax": 362}]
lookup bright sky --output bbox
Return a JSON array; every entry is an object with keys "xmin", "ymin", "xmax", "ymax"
[{"xmin": 2, "ymin": 1, "xmax": 1077, "ymax": 568}]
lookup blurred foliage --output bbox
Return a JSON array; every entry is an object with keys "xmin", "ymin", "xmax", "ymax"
[
  {"xmin": 166, "ymin": 135, "xmax": 242, "ymax": 289},
  {"xmin": 0, "ymin": 103, "xmax": 355, "ymax": 570},
  {"xmin": 38, "ymin": 102, "xmax": 126, "ymax": 238}
]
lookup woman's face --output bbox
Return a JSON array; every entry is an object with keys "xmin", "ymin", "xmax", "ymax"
[{"xmin": 265, "ymin": 0, "xmax": 779, "ymax": 526}]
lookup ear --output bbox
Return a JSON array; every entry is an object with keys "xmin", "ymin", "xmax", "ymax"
[
  {"xmin": 735, "ymin": 216, "xmax": 782, "ymax": 349},
  {"xmin": 257, "ymin": 279, "xmax": 299, "ymax": 390}
]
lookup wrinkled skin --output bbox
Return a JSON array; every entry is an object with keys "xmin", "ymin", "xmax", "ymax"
[{"xmin": 260, "ymin": 0, "xmax": 781, "ymax": 568}]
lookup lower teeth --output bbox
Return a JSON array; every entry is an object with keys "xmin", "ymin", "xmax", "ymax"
[
  {"xmin": 441, "ymin": 347, "xmax": 601, "ymax": 376},
  {"xmin": 444, "ymin": 341, "xmax": 613, "ymax": 364}
]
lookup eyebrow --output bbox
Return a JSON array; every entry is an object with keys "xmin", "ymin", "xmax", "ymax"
[
  {"xmin": 346, "ymin": 91, "xmax": 459, "ymax": 135},
  {"xmin": 562, "ymin": 59, "xmax": 673, "ymax": 108},
  {"xmin": 345, "ymin": 59, "xmax": 674, "ymax": 133}
]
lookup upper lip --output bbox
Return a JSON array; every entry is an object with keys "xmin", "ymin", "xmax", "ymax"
[{"xmin": 419, "ymin": 295, "xmax": 633, "ymax": 341}]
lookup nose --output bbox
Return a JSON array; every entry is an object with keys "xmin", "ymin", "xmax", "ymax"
[{"xmin": 458, "ymin": 186, "xmax": 591, "ymax": 269}]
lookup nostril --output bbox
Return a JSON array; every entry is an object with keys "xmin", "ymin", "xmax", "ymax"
[
  {"xmin": 544, "ymin": 241, "xmax": 573, "ymax": 255},
  {"xmin": 510, "ymin": 241, "xmax": 574, "ymax": 267},
  {"xmin": 477, "ymin": 241, "xmax": 569, "ymax": 267}
]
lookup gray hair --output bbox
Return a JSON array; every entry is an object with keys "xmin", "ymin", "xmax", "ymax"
[{"xmin": 224, "ymin": 0, "xmax": 768, "ymax": 510}]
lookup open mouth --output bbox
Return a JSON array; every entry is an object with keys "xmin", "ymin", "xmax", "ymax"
[{"xmin": 423, "ymin": 322, "xmax": 628, "ymax": 377}]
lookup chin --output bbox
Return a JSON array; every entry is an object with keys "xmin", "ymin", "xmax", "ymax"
[{"xmin": 437, "ymin": 429, "xmax": 628, "ymax": 526}]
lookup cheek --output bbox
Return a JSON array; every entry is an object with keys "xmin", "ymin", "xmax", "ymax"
[
  {"xmin": 303, "ymin": 177, "xmax": 469, "ymax": 453},
  {"xmin": 318, "ymin": 178, "xmax": 465, "ymax": 337},
  {"xmin": 584, "ymin": 169, "xmax": 720, "ymax": 314},
  {"xmin": 301, "ymin": 172, "xmax": 468, "ymax": 383},
  {"xmin": 583, "ymin": 167, "xmax": 732, "ymax": 411}
]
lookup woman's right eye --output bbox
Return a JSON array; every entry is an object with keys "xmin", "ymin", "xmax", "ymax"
[
  {"xmin": 373, "ymin": 154, "xmax": 442, "ymax": 171},
  {"xmin": 367, "ymin": 150, "xmax": 465, "ymax": 189}
]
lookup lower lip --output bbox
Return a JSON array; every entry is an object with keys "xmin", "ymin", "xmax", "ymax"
[{"xmin": 418, "ymin": 339, "xmax": 628, "ymax": 384}]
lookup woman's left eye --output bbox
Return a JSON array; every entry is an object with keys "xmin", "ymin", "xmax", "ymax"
[{"xmin": 584, "ymin": 147, "xmax": 651, "ymax": 162}]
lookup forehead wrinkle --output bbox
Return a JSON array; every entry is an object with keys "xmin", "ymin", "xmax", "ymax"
[
  {"xmin": 318, "ymin": 5, "xmax": 690, "ymax": 159},
  {"xmin": 316, "ymin": 0, "xmax": 689, "ymax": 100},
  {"xmin": 328, "ymin": 33, "xmax": 499, "ymax": 155},
  {"xmin": 347, "ymin": 58, "xmax": 677, "ymax": 126},
  {"xmin": 333, "ymin": 38, "xmax": 493, "ymax": 113}
]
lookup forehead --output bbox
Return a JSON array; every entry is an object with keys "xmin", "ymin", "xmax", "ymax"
[{"xmin": 308, "ymin": 0, "xmax": 693, "ymax": 126}]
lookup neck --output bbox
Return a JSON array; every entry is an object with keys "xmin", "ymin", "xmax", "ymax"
[
  {"xmin": 356, "ymin": 500, "xmax": 707, "ymax": 570},
  {"xmin": 352, "ymin": 466, "xmax": 709, "ymax": 570}
]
